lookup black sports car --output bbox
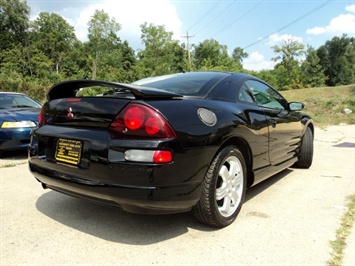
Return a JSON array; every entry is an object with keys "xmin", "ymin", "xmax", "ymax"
[{"xmin": 28, "ymin": 71, "xmax": 314, "ymax": 228}]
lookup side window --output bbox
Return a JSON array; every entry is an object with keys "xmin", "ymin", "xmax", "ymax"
[
  {"xmin": 245, "ymin": 80, "xmax": 285, "ymax": 110},
  {"xmin": 208, "ymin": 81, "xmax": 238, "ymax": 102},
  {"xmin": 238, "ymin": 84, "xmax": 255, "ymax": 104}
]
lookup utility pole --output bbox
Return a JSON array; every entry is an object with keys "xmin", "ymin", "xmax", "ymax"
[{"xmin": 181, "ymin": 31, "xmax": 194, "ymax": 70}]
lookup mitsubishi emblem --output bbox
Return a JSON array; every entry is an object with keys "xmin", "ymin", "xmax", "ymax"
[{"xmin": 67, "ymin": 107, "xmax": 74, "ymax": 117}]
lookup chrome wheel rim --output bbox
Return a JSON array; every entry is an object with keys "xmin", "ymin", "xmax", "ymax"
[{"xmin": 216, "ymin": 155, "xmax": 244, "ymax": 217}]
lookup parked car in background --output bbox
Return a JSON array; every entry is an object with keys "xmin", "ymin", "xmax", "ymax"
[
  {"xmin": 28, "ymin": 71, "xmax": 314, "ymax": 228},
  {"xmin": 0, "ymin": 92, "xmax": 41, "ymax": 157}
]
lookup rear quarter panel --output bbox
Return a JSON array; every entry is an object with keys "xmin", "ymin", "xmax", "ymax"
[{"xmin": 146, "ymin": 98, "xmax": 270, "ymax": 171}]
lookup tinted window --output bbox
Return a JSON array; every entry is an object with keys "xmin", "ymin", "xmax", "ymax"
[
  {"xmin": 238, "ymin": 84, "xmax": 255, "ymax": 104},
  {"xmin": 245, "ymin": 80, "xmax": 286, "ymax": 110},
  {"xmin": 132, "ymin": 72, "xmax": 229, "ymax": 96},
  {"xmin": 208, "ymin": 81, "xmax": 239, "ymax": 102}
]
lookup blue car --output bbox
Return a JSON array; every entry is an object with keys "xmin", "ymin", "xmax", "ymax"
[{"xmin": 0, "ymin": 92, "xmax": 41, "ymax": 156}]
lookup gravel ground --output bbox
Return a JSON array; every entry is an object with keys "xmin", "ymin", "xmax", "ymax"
[{"xmin": 0, "ymin": 125, "xmax": 354, "ymax": 265}]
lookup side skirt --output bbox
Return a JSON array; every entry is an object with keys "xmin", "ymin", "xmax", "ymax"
[{"xmin": 251, "ymin": 157, "xmax": 298, "ymax": 186}]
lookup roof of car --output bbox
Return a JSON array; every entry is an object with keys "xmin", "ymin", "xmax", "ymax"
[{"xmin": 0, "ymin": 92, "xmax": 26, "ymax": 95}]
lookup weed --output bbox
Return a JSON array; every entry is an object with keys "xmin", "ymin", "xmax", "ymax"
[{"xmin": 327, "ymin": 193, "xmax": 355, "ymax": 266}]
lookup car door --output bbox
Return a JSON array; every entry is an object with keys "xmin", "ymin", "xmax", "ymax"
[
  {"xmin": 244, "ymin": 80, "xmax": 303, "ymax": 166},
  {"xmin": 234, "ymin": 82, "xmax": 270, "ymax": 171},
  {"xmin": 209, "ymin": 79, "xmax": 271, "ymax": 171}
]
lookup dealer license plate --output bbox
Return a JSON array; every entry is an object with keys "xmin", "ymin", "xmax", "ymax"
[{"xmin": 55, "ymin": 138, "xmax": 82, "ymax": 166}]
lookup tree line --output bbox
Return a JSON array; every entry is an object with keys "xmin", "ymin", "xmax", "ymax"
[{"xmin": 1, "ymin": 0, "xmax": 354, "ymax": 102}]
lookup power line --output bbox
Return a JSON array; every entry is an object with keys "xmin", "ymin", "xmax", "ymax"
[
  {"xmin": 243, "ymin": 0, "xmax": 334, "ymax": 50},
  {"xmin": 187, "ymin": 0, "xmax": 224, "ymax": 32},
  {"xmin": 211, "ymin": 0, "xmax": 265, "ymax": 39},
  {"xmin": 194, "ymin": 0, "xmax": 239, "ymax": 36}
]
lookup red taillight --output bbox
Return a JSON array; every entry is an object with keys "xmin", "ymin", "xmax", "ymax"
[
  {"xmin": 124, "ymin": 106, "xmax": 145, "ymax": 130},
  {"xmin": 124, "ymin": 149, "xmax": 173, "ymax": 163},
  {"xmin": 110, "ymin": 103, "xmax": 176, "ymax": 139},
  {"xmin": 153, "ymin": 150, "xmax": 173, "ymax": 163},
  {"xmin": 145, "ymin": 117, "xmax": 161, "ymax": 135},
  {"xmin": 38, "ymin": 107, "xmax": 47, "ymax": 127}
]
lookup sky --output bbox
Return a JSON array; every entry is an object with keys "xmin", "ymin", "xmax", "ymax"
[{"xmin": 26, "ymin": 0, "xmax": 355, "ymax": 71}]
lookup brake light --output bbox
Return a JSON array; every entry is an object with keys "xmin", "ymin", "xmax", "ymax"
[
  {"xmin": 124, "ymin": 106, "xmax": 145, "ymax": 130},
  {"xmin": 38, "ymin": 107, "xmax": 47, "ymax": 127},
  {"xmin": 124, "ymin": 149, "xmax": 173, "ymax": 163},
  {"xmin": 153, "ymin": 150, "xmax": 173, "ymax": 163},
  {"xmin": 145, "ymin": 117, "xmax": 161, "ymax": 135},
  {"xmin": 110, "ymin": 103, "xmax": 176, "ymax": 138},
  {"xmin": 66, "ymin": 98, "xmax": 81, "ymax": 102}
]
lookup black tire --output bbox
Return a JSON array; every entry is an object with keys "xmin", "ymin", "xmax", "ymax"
[
  {"xmin": 293, "ymin": 127, "xmax": 314, "ymax": 168},
  {"xmin": 193, "ymin": 146, "xmax": 247, "ymax": 228}
]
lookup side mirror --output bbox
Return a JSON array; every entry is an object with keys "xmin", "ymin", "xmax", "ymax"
[{"xmin": 289, "ymin": 102, "xmax": 304, "ymax": 111}]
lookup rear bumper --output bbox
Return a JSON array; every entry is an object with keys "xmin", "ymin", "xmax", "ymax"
[
  {"xmin": 28, "ymin": 125, "xmax": 217, "ymax": 215},
  {"xmin": 29, "ymin": 161, "xmax": 201, "ymax": 214}
]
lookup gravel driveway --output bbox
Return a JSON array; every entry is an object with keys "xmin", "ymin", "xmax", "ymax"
[{"xmin": 1, "ymin": 125, "xmax": 354, "ymax": 265}]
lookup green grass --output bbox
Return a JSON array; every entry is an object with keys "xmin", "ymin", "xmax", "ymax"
[
  {"xmin": 0, "ymin": 162, "xmax": 27, "ymax": 168},
  {"xmin": 327, "ymin": 194, "xmax": 355, "ymax": 266},
  {"xmin": 281, "ymin": 84, "xmax": 355, "ymax": 127},
  {"xmin": 0, "ymin": 163, "xmax": 17, "ymax": 168}
]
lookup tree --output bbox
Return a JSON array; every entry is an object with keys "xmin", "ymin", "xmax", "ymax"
[
  {"xmin": 193, "ymin": 39, "xmax": 242, "ymax": 72},
  {"xmin": 344, "ymin": 43, "xmax": 355, "ymax": 83},
  {"xmin": 272, "ymin": 39, "xmax": 305, "ymax": 89},
  {"xmin": 137, "ymin": 22, "xmax": 186, "ymax": 77},
  {"xmin": 301, "ymin": 46, "xmax": 326, "ymax": 88},
  {"xmin": 0, "ymin": 0, "xmax": 30, "ymax": 51},
  {"xmin": 251, "ymin": 69, "xmax": 277, "ymax": 88},
  {"xmin": 60, "ymin": 39, "xmax": 91, "ymax": 80},
  {"xmin": 272, "ymin": 64, "xmax": 289, "ymax": 90},
  {"xmin": 317, "ymin": 34, "xmax": 355, "ymax": 86},
  {"xmin": 116, "ymin": 40, "xmax": 138, "ymax": 82},
  {"xmin": 232, "ymin": 47, "xmax": 248, "ymax": 65},
  {"xmin": 87, "ymin": 10, "xmax": 122, "ymax": 79},
  {"xmin": 31, "ymin": 12, "xmax": 77, "ymax": 75}
]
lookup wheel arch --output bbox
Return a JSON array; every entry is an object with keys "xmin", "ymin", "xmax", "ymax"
[
  {"xmin": 217, "ymin": 137, "xmax": 255, "ymax": 188},
  {"xmin": 302, "ymin": 117, "xmax": 315, "ymax": 139},
  {"xmin": 307, "ymin": 122, "xmax": 315, "ymax": 139}
]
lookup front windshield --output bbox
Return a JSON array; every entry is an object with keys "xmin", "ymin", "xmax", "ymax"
[
  {"xmin": 0, "ymin": 94, "xmax": 41, "ymax": 109},
  {"xmin": 132, "ymin": 72, "xmax": 229, "ymax": 96}
]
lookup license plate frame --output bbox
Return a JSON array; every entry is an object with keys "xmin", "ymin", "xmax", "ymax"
[{"xmin": 55, "ymin": 138, "xmax": 82, "ymax": 166}]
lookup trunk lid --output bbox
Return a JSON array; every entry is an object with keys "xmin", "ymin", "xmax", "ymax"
[
  {"xmin": 42, "ymin": 80, "xmax": 183, "ymax": 128},
  {"xmin": 43, "ymin": 97, "xmax": 130, "ymax": 127}
]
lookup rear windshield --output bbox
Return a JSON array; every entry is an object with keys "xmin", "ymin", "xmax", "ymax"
[{"xmin": 132, "ymin": 72, "xmax": 229, "ymax": 96}]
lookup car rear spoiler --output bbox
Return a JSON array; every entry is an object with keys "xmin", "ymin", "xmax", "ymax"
[{"xmin": 47, "ymin": 80, "xmax": 183, "ymax": 101}]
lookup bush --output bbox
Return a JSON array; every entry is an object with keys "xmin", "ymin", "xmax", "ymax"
[{"xmin": 0, "ymin": 72, "xmax": 49, "ymax": 103}]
